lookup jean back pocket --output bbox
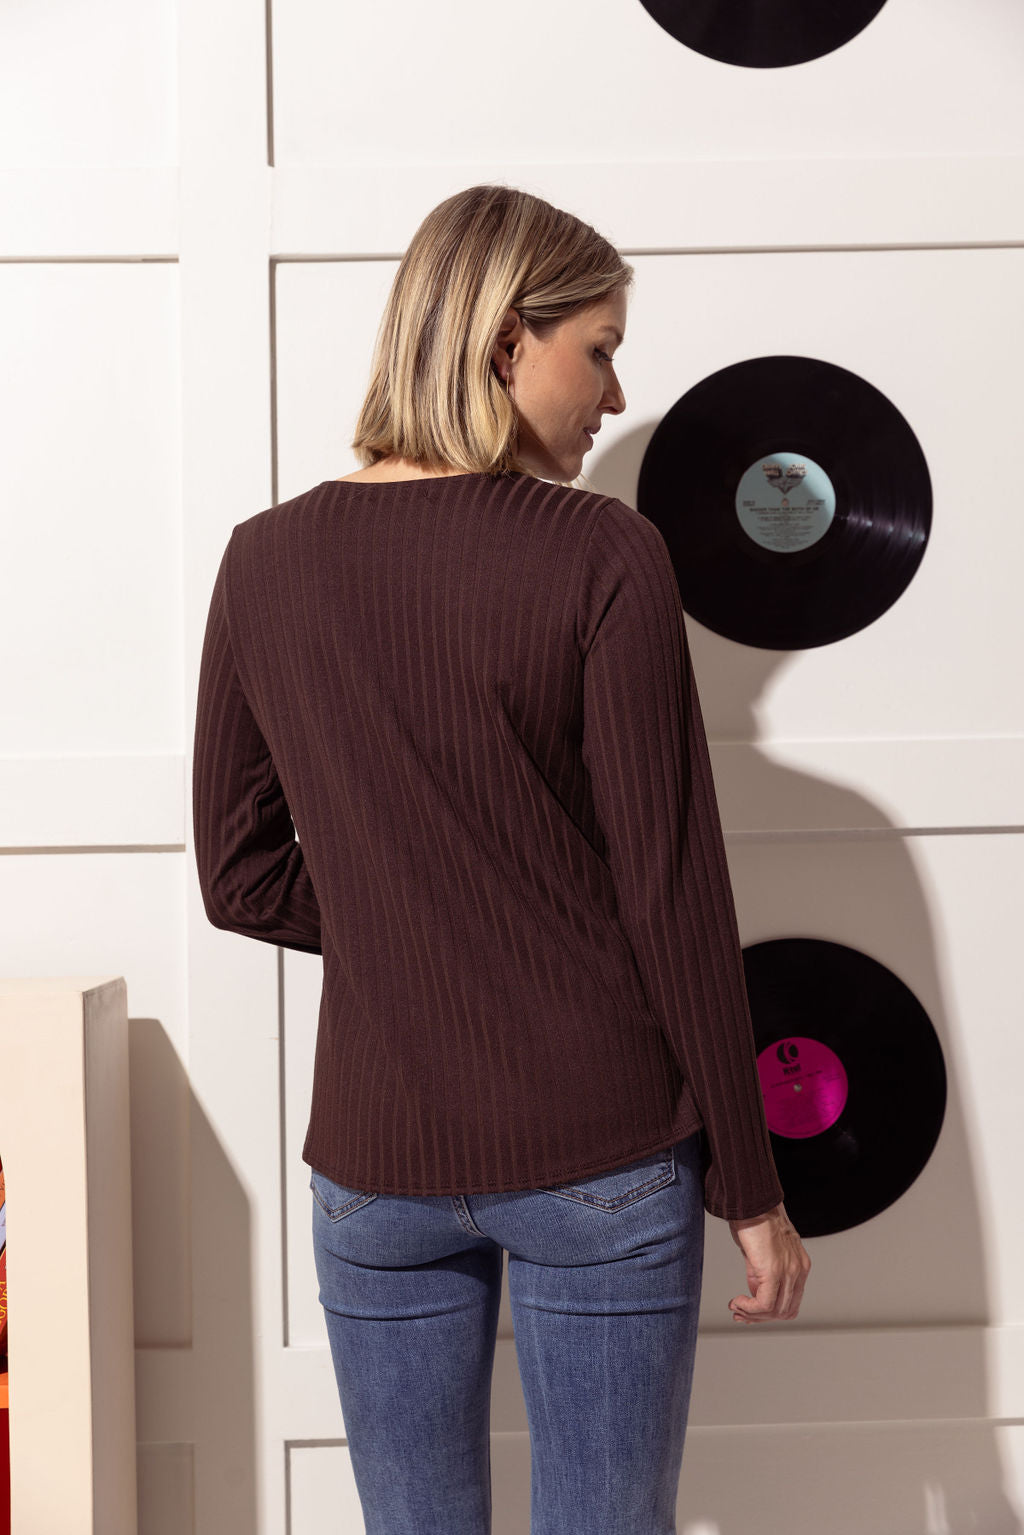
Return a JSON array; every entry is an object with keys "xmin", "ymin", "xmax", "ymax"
[
  {"xmin": 538, "ymin": 1144, "xmax": 676, "ymax": 1210},
  {"xmin": 310, "ymin": 1168, "xmax": 379, "ymax": 1221}
]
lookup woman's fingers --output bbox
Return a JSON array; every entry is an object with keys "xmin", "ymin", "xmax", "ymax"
[{"xmin": 727, "ymin": 1228, "xmax": 811, "ymax": 1322}]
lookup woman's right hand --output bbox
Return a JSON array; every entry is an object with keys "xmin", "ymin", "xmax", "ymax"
[{"xmin": 727, "ymin": 1202, "xmax": 811, "ymax": 1324}]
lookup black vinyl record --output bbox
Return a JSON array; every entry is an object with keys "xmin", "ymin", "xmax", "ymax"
[
  {"xmin": 637, "ymin": 355, "xmax": 932, "ymax": 650},
  {"xmin": 743, "ymin": 937, "xmax": 946, "ymax": 1237},
  {"xmin": 636, "ymin": 0, "xmax": 889, "ymax": 68}
]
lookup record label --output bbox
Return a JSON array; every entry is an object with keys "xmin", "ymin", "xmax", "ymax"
[
  {"xmin": 736, "ymin": 452, "xmax": 835, "ymax": 554},
  {"xmin": 757, "ymin": 1035, "xmax": 849, "ymax": 1138}
]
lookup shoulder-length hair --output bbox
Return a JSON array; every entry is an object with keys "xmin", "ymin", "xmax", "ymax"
[{"xmin": 350, "ymin": 184, "xmax": 634, "ymax": 482}]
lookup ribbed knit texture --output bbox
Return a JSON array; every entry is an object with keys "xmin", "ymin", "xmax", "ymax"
[{"xmin": 192, "ymin": 470, "xmax": 783, "ymax": 1219}]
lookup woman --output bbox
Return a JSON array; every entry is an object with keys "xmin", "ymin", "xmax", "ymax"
[{"xmin": 192, "ymin": 183, "xmax": 810, "ymax": 1535}]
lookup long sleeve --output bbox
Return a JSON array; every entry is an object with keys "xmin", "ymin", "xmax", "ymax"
[
  {"xmin": 191, "ymin": 534, "xmax": 322, "ymax": 955},
  {"xmin": 579, "ymin": 500, "xmax": 782, "ymax": 1220}
]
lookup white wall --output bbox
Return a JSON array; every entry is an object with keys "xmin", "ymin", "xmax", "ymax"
[{"xmin": 2, "ymin": 0, "xmax": 1023, "ymax": 1530}]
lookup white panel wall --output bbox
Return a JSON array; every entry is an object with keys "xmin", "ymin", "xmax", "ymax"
[
  {"xmin": 0, "ymin": 263, "xmax": 182, "ymax": 774},
  {"xmin": 272, "ymin": 0, "xmax": 1024, "ymax": 163},
  {"xmin": 0, "ymin": 0, "xmax": 177, "ymax": 168},
  {"xmin": 2, "ymin": 0, "xmax": 1022, "ymax": 1529}
]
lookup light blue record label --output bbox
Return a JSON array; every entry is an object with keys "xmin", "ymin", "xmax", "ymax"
[{"xmin": 735, "ymin": 451, "xmax": 835, "ymax": 553}]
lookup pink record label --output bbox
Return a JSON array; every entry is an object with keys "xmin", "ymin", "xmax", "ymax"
[{"xmin": 757, "ymin": 1036, "xmax": 849, "ymax": 1139}]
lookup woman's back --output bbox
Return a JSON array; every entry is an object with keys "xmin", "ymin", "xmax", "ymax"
[
  {"xmin": 193, "ymin": 183, "xmax": 809, "ymax": 1535},
  {"xmin": 192, "ymin": 469, "xmax": 781, "ymax": 1217}
]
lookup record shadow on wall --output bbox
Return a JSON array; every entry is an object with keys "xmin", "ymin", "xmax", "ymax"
[{"xmin": 580, "ymin": 426, "xmax": 1020, "ymax": 1535}]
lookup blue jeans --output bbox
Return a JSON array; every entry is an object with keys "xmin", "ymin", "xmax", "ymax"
[{"xmin": 310, "ymin": 1131, "xmax": 705, "ymax": 1535}]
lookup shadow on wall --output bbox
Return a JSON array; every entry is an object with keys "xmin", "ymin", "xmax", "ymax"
[
  {"xmin": 560, "ymin": 428, "xmax": 1021, "ymax": 1531},
  {"xmin": 129, "ymin": 1020, "xmax": 257, "ymax": 1535}
]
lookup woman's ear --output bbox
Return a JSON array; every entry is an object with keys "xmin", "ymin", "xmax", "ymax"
[{"xmin": 491, "ymin": 306, "xmax": 522, "ymax": 379}]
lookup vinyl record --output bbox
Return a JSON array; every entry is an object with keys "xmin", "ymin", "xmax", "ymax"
[
  {"xmin": 637, "ymin": 355, "xmax": 932, "ymax": 649},
  {"xmin": 742, "ymin": 937, "xmax": 946, "ymax": 1237},
  {"xmin": 635, "ymin": 0, "xmax": 889, "ymax": 69}
]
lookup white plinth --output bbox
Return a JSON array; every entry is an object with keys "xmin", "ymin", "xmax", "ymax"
[{"xmin": 0, "ymin": 977, "xmax": 137, "ymax": 1535}]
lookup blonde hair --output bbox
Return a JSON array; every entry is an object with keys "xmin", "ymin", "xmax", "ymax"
[{"xmin": 350, "ymin": 184, "xmax": 634, "ymax": 482}]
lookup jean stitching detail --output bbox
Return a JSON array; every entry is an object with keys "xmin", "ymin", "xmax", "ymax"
[
  {"xmin": 451, "ymin": 1194, "xmax": 485, "ymax": 1237},
  {"xmin": 539, "ymin": 1149, "xmax": 676, "ymax": 1209},
  {"xmin": 310, "ymin": 1173, "xmax": 378, "ymax": 1221}
]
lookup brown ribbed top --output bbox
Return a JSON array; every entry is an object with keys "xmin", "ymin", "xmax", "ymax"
[{"xmin": 192, "ymin": 470, "xmax": 783, "ymax": 1219}]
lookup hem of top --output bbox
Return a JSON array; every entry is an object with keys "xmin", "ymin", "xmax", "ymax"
[{"xmin": 303, "ymin": 1121, "xmax": 705, "ymax": 1197}]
